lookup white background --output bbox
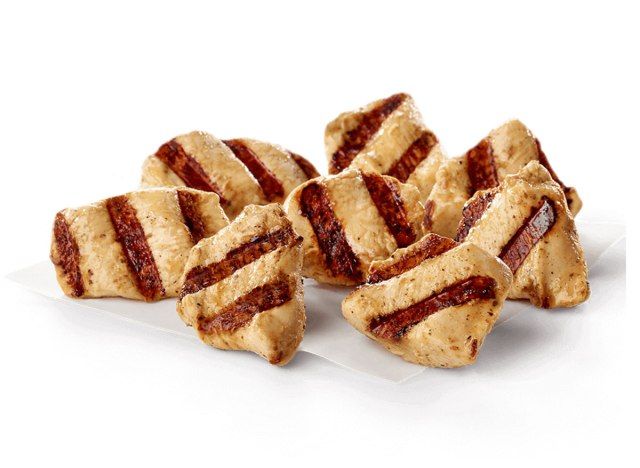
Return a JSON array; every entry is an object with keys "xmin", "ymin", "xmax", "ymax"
[{"xmin": 0, "ymin": 1, "xmax": 635, "ymax": 466}]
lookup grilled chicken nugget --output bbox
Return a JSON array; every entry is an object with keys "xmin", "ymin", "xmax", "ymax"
[
  {"xmin": 425, "ymin": 120, "xmax": 582, "ymax": 237},
  {"xmin": 177, "ymin": 204, "xmax": 305, "ymax": 366},
  {"xmin": 284, "ymin": 168, "xmax": 426, "ymax": 286},
  {"xmin": 456, "ymin": 161, "xmax": 589, "ymax": 308},
  {"xmin": 142, "ymin": 131, "xmax": 319, "ymax": 219},
  {"xmin": 342, "ymin": 234, "xmax": 512, "ymax": 367},
  {"xmin": 325, "ymin": 93, "xmax": 445, "ymax": 200},
  {"xmin": 51, "ymin": 187, "xmax": 228, "ymax": 301}
]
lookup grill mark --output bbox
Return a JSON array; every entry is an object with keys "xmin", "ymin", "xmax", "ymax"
[
  {"xmin": 535, "ymin": 139, "xmax": 567, "ymax": 191},
  {"xmin": 330, "ymin": 93, "xmax": 407, "ymax": 174},
  {"xmin": 369, "ymin": 276, "xmax": 497, "ymax": 341},
  {"xmin": 499, "ymin": 197, "xmax": 557, "ymax": 273},
  {"xmin": 197, "ymin": 278, "xmax": 292, "ymax": 334},
  {"xmin": 223, "ymin": 139, "xmax": 285, "ymax": 201},
  {"xmin": 299, "ymin": 182, "xmax": 363, "ymax": 282},
  {"xmin": 387, "ymin": 130, "xmax": 439, "ymax": 182},
  {"xmin": 455, "ymin": 190, "xmax": 498, "ymax": 242},
  {"xmin": 470, "ymin": 339, "xmax": 479, "ymax": 358},
  {"xmin": 52, "ymin": 212, "xmax": 84, "ymax": 297},
  {"xmin": 106, "ymin": 196, "xmax": 165, "ymax": 301},
  {"xmin": 155, "ymin": 139, "xmax": 226, "ymax": 204},
  {"xmin": 288, "ymin": 151, "xmax": 320, "ymax": 179},
  {"xmin": 361, "ymin": 172, "xmax": 416, "ymax": 248},
  {"xmin": 534, "ymin": 139, "xmax": 575, "ymax": 209},
  {"xmin": 180, "ymin": 227, "xmax": 297, "ymax": 298},
  {"xmin": 423, "ymin": 200, "xmax": 435, "ymax": 231},
  {"xmin": 368, "ymin": 234, "xmax": 458, "ymax": 283},
  {"xmin": 177, "ymin": 190, "xmax": 207, "ymax": 244},
  {"xmin": 466, "ymin": 139, "xmax": 499, "ymax": 194}
]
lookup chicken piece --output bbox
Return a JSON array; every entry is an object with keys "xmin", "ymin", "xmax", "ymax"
[
  {"xmin": 425, "ymin": 120, "xmax": 582, "ymax": 237},
  {"xmin": 177, "ymin": 204, "xmax": 305, "ymax": 366},
  {"xmin": 324, "ymin": 93, "xmax": 445, "ymax": 200},
  {"xmin": 456, "ymin": 161, "xmax": 589, "ymax": 308},
  {"xmin": 342, "ymin": 233, "xmax": 512, "ymax": 367},
  {"xmin": 141, "ymin": 131, "xmax": 320, "ymax": 219},
  {"xmin": 50, "ymin": 187, "xmax": 229, "ymax": 301},
  {"xmin": 284, "ymin": 168, "xmax": 426, "ymax": 286}
]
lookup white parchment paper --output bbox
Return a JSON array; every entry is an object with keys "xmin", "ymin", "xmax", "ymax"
[{"xmin": 6, "ymin": 221, "xmax": 625, "ymax": 382}]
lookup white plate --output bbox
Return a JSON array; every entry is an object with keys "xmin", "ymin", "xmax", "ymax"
[{"xmin": 6, "ymin": 221, "xmax": 625, "ymax": 382}]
